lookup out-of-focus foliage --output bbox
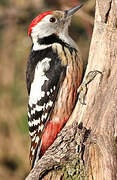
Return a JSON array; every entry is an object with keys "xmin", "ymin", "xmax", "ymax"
[{"xmin": 0, "ymin": 0, "xmax": 95, "ymax": 179}]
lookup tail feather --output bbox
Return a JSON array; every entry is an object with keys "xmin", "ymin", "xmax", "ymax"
[{"xmin": 31, "ymin": 140, "xmax": 42, "ymax": 169}]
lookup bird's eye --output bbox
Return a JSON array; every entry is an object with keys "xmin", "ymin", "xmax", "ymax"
[{"xmin": 49, "ymin": 17, "xmax": 56, "ymax": 23}]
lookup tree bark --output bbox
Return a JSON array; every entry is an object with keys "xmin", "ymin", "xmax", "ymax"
[{"xmin": 26, "ymin": 0, "xmax": 117, "ymax": 179}]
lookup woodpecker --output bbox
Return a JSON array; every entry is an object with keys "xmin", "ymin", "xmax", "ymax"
[{"xmin": 26, "ymin": 4, "xmax": 83, "ymax": 168}]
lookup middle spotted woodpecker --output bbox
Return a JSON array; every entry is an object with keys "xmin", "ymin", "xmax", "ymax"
[{"xmin": 26, "ymin": 4, "xmax": 83, "ymax": 168}]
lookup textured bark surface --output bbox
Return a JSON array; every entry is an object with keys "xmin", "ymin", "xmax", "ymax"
[
  {"xmin": 26, "ymin": 0, "xmax": 117, "ymax": 179},
  {"xmin": 26, "ymin": 123, "xmax": 90, "ymax": 180}
]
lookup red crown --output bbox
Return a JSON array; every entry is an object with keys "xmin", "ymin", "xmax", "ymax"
[{"xmin": 28, "ymin": 11, "xmax": 52, "ymax": 36}]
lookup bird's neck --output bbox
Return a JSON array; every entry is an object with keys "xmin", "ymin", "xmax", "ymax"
[
  {"xmin": 59, "ymin": 31, "xmax": 78, "ymax": 50},
  {"xmin": 32, "ymin": 33, "xmax": 78, "ymax": 51}
]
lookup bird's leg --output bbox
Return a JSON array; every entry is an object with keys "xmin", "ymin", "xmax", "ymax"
[{"xmin": 77, "ymin": 70, "xmax": 103, "ymax": 105}]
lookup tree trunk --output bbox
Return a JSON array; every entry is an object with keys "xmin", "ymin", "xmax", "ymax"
[{"xmin": 26, "ymin": 0, "xmax": 117, "ymax": 179}]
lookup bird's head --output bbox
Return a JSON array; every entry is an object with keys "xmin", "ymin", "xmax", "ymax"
[{"xmin": 29, "ymin": 4, "xmax": 83, "ymax": 43}]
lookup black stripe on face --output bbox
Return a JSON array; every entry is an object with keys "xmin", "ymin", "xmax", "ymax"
[
  {"xmin": 38, "ymin": 34, "xmax": 65, "ymax": 46},
  {"xmin": 37, "ymin": 34, "xmax": 77, "ymax": 53}
]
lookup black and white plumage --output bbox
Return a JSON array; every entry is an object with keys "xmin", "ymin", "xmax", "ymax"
[
  {"xmin": 26, "ymin": 4, "xmax": 83, "ymax": 168},
  {"xmin": 26, "ymin": 43, "xmax": 66, "ymax": 162}
]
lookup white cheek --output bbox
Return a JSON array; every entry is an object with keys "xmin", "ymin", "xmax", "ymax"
[{"xmin": 32, "ymin": 20, "xmax": 57, "ymax": 39}]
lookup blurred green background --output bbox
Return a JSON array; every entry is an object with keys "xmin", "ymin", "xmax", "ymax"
[{"xmin": 0, "ymin": 0, "xmax": 95, "ymax": 179}]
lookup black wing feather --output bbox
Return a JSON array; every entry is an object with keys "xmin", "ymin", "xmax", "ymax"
[{"xmin": 26, "ymin": 47, "xmax": 66, "ymax": 167}]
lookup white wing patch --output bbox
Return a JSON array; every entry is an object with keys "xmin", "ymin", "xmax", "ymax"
[{"xmin": 29, "ymin": 58, "xmax": 51, "ymax": 106}]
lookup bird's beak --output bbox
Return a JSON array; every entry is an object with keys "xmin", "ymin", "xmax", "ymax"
[{"xmin": 65, "ymin": 4, "xmax": 83, "ymax": 17}]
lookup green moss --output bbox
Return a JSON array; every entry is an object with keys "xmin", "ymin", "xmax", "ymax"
[{"xmin": 56, "ymin": 155, "xmax": 88, "ymax": 180}]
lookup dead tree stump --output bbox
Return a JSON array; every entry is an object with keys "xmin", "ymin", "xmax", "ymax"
[{"xmin": 26, "ymin": 1, "xmax": 117, "ymax": 179}]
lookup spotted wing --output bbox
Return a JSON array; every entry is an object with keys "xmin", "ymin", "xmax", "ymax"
[{"xmin": 26, "ymin": 56, "xmax": 66, "ymax": 167}]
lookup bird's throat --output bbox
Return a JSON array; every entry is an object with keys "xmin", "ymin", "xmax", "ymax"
[{"xmin": 32, "ymin": 33, "xmax": 77, "ymax": 51}]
